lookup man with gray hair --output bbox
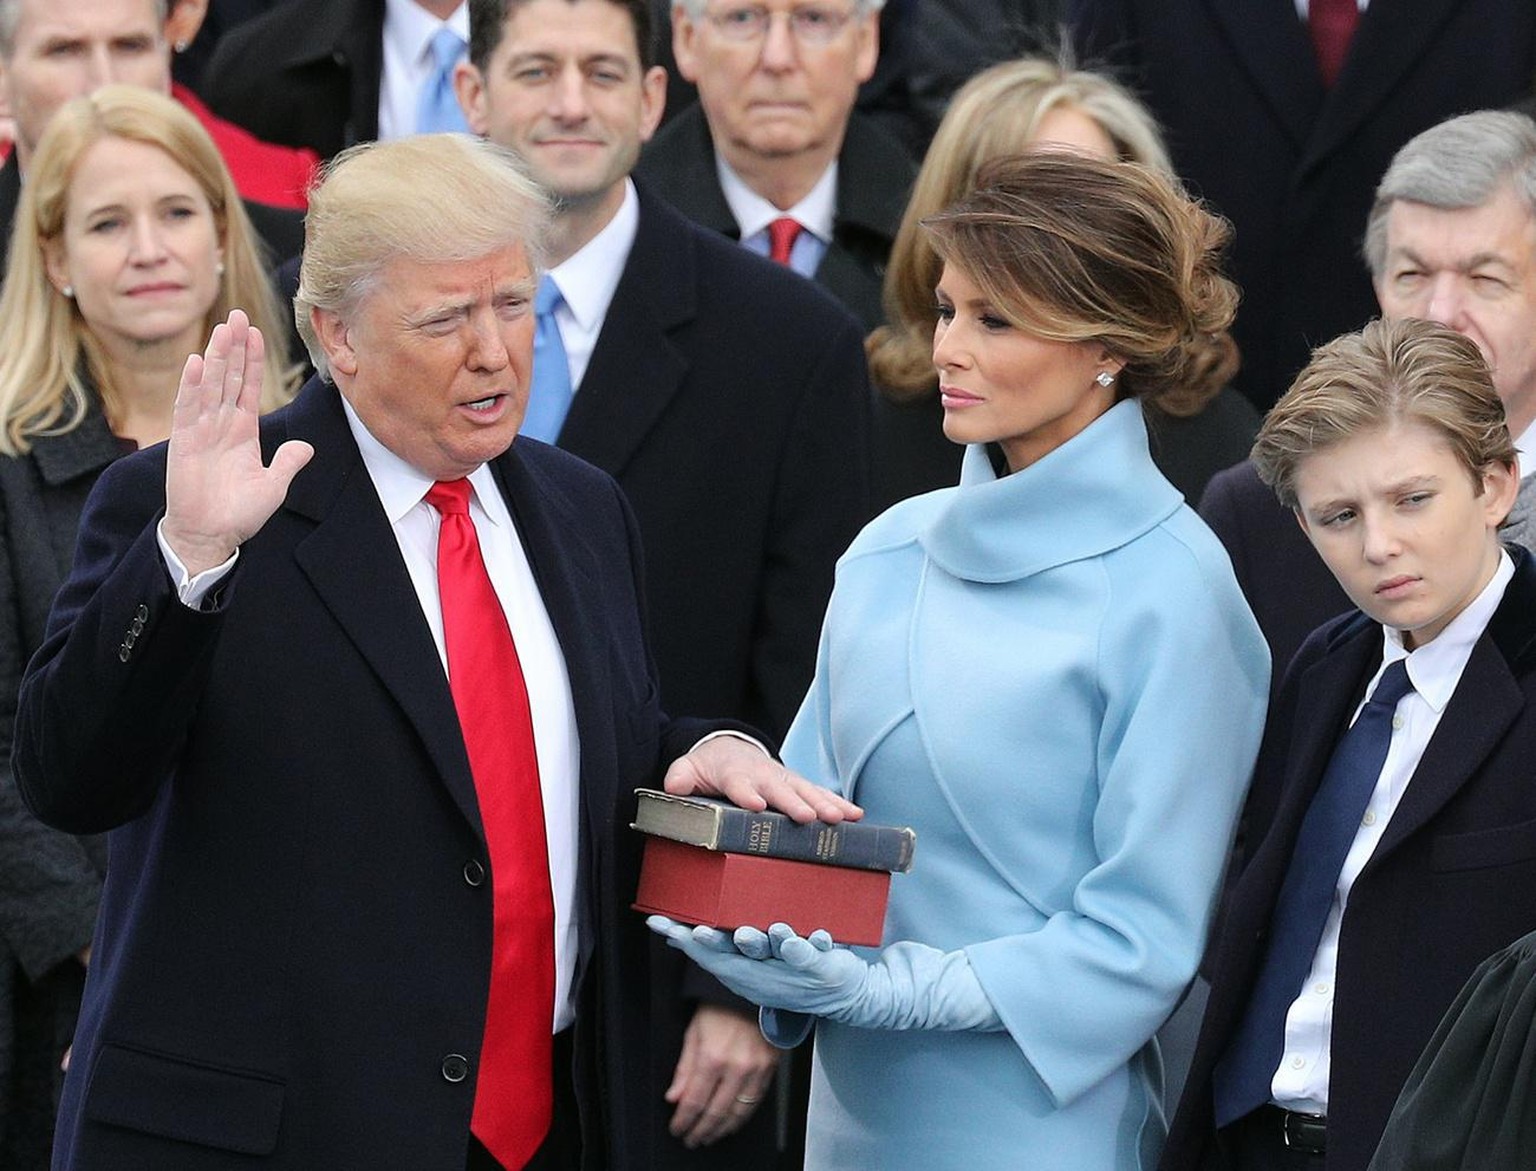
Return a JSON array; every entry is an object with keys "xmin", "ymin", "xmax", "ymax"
[
  {"xmin": 13, "ymin": 132, "xmax": 855, "ymax": 1170},
  {"xmin": 635, "ymin": 0, "xmax": 913, "ymax": 328},
  {"xmin": 1200, "ymin": 108, "xmax": 1536, "ymax": 687}
]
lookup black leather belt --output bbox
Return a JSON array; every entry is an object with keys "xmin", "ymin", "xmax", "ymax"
[{"xmin": 1263, "ymin": 1104, "xmax": 1327, "ymax": 1155}]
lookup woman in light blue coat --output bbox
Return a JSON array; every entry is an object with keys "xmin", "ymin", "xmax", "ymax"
[{"xmin": 653, "ymin": 154, "xmax": 1270, "ymax": 1169}]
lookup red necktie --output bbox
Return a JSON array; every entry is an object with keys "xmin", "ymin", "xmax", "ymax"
[
  {"xmin": 1310, "ymin": 0, "xmax": 1359, "ymax": 87},
  {"xmin": 767, "ymin": 216, "xmax": 803, "ymax": 266},
  {"xmin": 426, "ymin": 479, "xmax": 555, "ymax": 1169}
]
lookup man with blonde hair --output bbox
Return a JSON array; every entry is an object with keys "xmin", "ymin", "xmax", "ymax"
[{"xmin": 14, "ymin": 132, "xmax": 853, "ymax": 1170}]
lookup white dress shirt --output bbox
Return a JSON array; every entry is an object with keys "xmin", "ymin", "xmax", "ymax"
[
  {"xmin": 717, "ymin": 154, "xmax": 835, "ymax": 279},
  {"xmin": 1292, "ymin": 0, "xmax": 1370, "ymax": 16},
  {"xmin": 1270, "ymin": 550, "xmax": 1515, "ymax": 1112},
  {"xmin": 545, "ymin": 179, "xmax": 640, "ymax": 393},
  {"xmin": 377, "ymin": 0, "xmax": 470, "ymax": 140}
]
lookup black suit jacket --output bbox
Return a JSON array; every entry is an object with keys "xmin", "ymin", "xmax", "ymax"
[
  {"xmin": 1199, "ymin": 458, "xmax": 1351, "ymax": 695},
  {"xmin": 636, "ymin": 106, "xmax": 915, "ymax": 331},
  {"xmin": 15, "ymin": 377, "xmax": 722, "ymax": 1168},
  {"xmin": 558, "ymin": 188, "xmax": 870, "ymax": 739},
  {"xmin": 1073, "ymin": 0, "xmax": 1536, "ymax": 409},
  {"xmin": 1164, "ymin": 547, "xmax": 1536, "ymax": 1171},
  {"xmin": 203, "ymin": 0, "xmax": 384, "ymax": 159},
  {"xmin": 0, "ymin": 405, "xmax": 120, "ymax": 1167}
]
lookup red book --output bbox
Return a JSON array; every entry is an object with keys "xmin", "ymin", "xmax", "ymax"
[{"xmin": 633, "ymin": 837, "xmax": 891, "ymax": 947}]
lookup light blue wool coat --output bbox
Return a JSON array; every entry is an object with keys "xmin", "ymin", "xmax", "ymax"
[{"xmin": 778, "ymin": 401, "xmax": 1270, "ymax": 1170}]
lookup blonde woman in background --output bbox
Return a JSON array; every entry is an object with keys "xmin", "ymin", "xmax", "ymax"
[
  {"xmin": 0, "ymin": 86, "xmax": 297, "ymax": 1167},
  {"xmin": 868, "ymin": 57, "xmax": 1259, "ymax": 510}
]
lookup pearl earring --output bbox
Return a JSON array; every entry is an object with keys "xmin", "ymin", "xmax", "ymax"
[
  {"xmin": 216, "ymin": 261, "xmax": 226, "ymax": 277},
  {"xmin": 1094, "ymin": 371, "xmax": 1115, "ymax": 388},
  {"xmin": 61, "ymin": 285, "xmax": 74, "ymax": 299},
  {"xmin": 175, "ymin": 39, "xmax": 190, "ymax": 53}
]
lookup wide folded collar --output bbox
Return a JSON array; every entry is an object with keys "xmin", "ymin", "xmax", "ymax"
[{"xmin": 919, "ymin": 399, "xmax": 1182, "ymax": 583}]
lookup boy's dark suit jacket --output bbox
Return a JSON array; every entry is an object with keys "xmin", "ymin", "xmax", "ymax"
[
  {"xmin": 1164, "ymin": 547, "xmax": 1536, "ymax": 1171},
  {"xmin": 14, "ymin": 376, "xmax": 727, "ymax": 1169}
]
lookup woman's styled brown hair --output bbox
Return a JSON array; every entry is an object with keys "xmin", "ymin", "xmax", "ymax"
[
  {"xmin": 1253, "ymin": 316, "xmax": 1516, "ymax": 509},
  {"xmin": 920, "ymin": 152, "xmax": 1239, "ymax": 415},
  {"xmin": 865, "ymin": 55, "xmax": 1239, "ymax": 414}
]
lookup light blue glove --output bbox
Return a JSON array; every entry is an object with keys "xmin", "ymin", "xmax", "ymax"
[{"xmin": 648, "ymin": 917, "xmax": 1002, "ymax": 1035}]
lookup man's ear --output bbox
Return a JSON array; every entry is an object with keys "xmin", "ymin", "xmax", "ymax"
[
  {"xmin": 312, "ymin": 308, "xmax": 359, "ymax": 379},
  {"xmin": 164, "ymin": 0, "xmax": 210, "ymax": 50},
  {"xmin": 672, "ymin": 5, "xmax": 702, "ymax": 84},
  {"xmin": 453, "ymin": 61, "xmax": 489, "ymax": 136},
  {"xmin": 638, "ymin": 65, "xmax": 668, "ymax": 143}
]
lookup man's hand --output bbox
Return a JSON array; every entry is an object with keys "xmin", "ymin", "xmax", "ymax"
[
  {"xmin": 664, "ymin": 1004, "xmax": 778, "ymax": 1148},
  {"xmin": 664, "ymin": 734, "xmax": 861, "ymax": 825},
  {"xmin": 162, "ymin": 310, "xmax": 313, "ymax": 575}
]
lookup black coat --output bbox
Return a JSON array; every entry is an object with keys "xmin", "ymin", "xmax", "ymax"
[
  {"xmin": 1198, "ymin": 458, "xmax": 1351, "ymax": 695},
  {"xmin": 17, "ymin": 378, "xmax": 730, "ymax": 1168},
  {"xmin": 1072, "ymin": 0, "xmax": 1536, "ymax": 409},
  {"xmin": 0, "ymin": 406, "xmax": 120, "ymax": 1169},
  {"xmin": 636, "ymin": 106, "xmax": 915, "ymax": 332},
  {"xmin": 203, "ymin": 0, "xmax": 385, "ymax": 159},
  {"xmin": 1164, "ymin": 548, "xmax": 1536, "ymax": 1171}
]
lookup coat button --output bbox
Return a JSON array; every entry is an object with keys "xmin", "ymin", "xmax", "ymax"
[
  {"xmin": 118, "ymin": 645, "xmax": 131, "ymax": 663},
  {"xmin": 442, "ymin": 1053, "xmax": 469, "ymax": 1083},
  {"xmin": 129, "ymin": 617, "xmax": 145, "ymax": 636},
  {"xmin": 136, "ymin": 604, "xmax": 149, "ymax": 621},
  {"xmin": 463, "ymin": 859, "xmax": 486, "ymax": 887}
]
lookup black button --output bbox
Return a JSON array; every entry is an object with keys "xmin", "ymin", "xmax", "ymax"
[
  {"xmin": 118, "ymin": 645, "xmax": 131, "ymax": 663},
  {"xmin": 124, "ymin": 630, "xmax": 137, "ymax": 649},
  {"xmin": 129, "ymin": 618, "xmax": 144, "ymax": 635},
  {"xmin": 463, "ymin": 860, "xmax": 486, "ymax": 887},
  {"xmin": 442, "ymin": 1053, "xmax": 469, "ymax": 1083},
  {"xmin": 136, "ymin": 604, "xmax": 149, "ymax": 622}
]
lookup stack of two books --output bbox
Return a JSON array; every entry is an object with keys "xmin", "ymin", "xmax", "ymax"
[{"xmin": 630, "ymin": 789, "xmax": 916, "ymax": 947}]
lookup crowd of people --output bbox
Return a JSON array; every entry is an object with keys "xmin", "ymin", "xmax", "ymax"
[{"xmin": 0, "ymin": 1, "xmax": 1533, "ymax": 1169}]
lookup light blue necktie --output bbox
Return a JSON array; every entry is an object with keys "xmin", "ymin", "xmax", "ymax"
[
  {"xmin": 417, "ymin": 27, "xmax": 469, "ymax": 134},
  {"xmin": 522, "ymin": 276, "xmax": 574, "ymax": 443}
]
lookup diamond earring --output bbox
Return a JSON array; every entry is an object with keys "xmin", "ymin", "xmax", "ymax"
[{"xmin": 1094, "ymin": 371, "xmax": 1115, "ymax": 388}]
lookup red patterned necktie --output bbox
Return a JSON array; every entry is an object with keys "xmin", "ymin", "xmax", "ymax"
[
  {"xmin": 426, "ymin": 478, "xmax": 555, "ymax": 1169},
  {"xmin": 1309, "ymin": 0, "xmax": 1359, "ymax": 87},
  {"xmin": 767, "ymin": 216, "xmax": 803, "ymax": 266}
]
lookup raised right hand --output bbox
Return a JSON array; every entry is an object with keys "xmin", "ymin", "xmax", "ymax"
[{"xmin": 162, "ymin": 310, "xmax": 313, "ymax": 575}]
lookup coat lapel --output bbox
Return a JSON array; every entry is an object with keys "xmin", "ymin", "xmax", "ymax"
[
  {"xmin": 556, "ymin": 194, "xmax": 693, "ymax": 477},
  {"xmin": 1204, "ymin": 0, "xmax": 1324, "ymax": 151},
  {"xmin": 1303, "ymin": 0, "xmax": 1463, "ymax": 173},
  {"xmin": 278, "ymin": 380, "xmax": 485, "ymax": 834},
  {"xmin": 1370, "ymin": 550, "xmax": 1536, "ymax": 861}
]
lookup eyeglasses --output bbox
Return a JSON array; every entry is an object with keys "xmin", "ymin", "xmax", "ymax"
[{"xmin": 704, "ymin": 4, "xmax": 857, "ymax": 45}]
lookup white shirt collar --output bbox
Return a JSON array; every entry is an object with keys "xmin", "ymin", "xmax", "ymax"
[
  {"xmin": 1382, "ymin": 548, "xmax": 1514, "ymax": 712},
  {"xmin": 383, "ymin": 0, "xmax": 469, "ymax": 67},
  {"xmin": 716, "ymin": 155, "xmax": 838, "ymax": 243},
  {"xmin": 339, "ymin": 391, "xmax": 504, "ymax": 528},
  {"xmin": 1513, "ymin": 417, "xmax": 1536, "ymax": 475},
  {"xmin": 548, "ymin": 179, "xmax": 640, "ymax": 336}
]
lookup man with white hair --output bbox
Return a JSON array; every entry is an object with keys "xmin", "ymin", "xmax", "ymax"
[{"xmin": 636, "ymin": 0, "xmax": 913, "ymax": 328}]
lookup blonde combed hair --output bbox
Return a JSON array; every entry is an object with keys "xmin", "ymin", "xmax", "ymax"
[
  {"xmin": 295, "ymin": 134, "xmax": 552, "ymax": 380},
  {"xmin": 0, "ymin": 85, "xmax": 299, "ymax": 456}
]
